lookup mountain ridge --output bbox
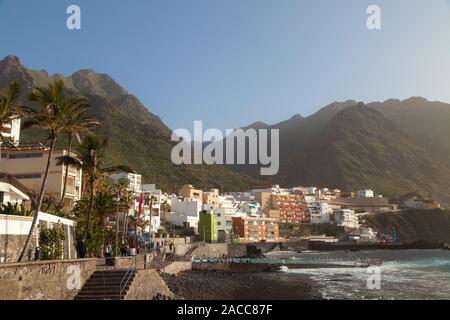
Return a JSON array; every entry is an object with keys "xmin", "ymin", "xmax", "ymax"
[{"xmin": 0, "ymin": 55, "xmax": 255, "ymax": 192}]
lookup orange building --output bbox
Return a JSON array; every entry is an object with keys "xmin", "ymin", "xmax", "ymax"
[
  {"xmin": 179, "ymin": 184, "xmax": 203, "ymax": 201},
  {"xmin": 270, "ymin": 193, "xmax": 309, "ymax": 223},
  {"xmin": 232, "ymin": 216, "xmax": 279, "ymax": 242}
]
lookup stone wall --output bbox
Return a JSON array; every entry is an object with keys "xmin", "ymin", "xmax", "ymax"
[
  {"xmin": 114, "ymin": 254, "xmax": 151, "ymax": 270},
  {"xmin": 125, "ymin": 269, "xmax": 174, "ymax": 300},
  {"xmin": 0, "ymin": 234, "xmax": 35, "ymax": 263},
  {"xmin": 0, "ymin": 258, "xmax": 97, "ymax": 300}
]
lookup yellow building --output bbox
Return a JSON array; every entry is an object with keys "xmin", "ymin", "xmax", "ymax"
[
  {"xmin": 0, "ymin": 143, "xmax": 82, "ymax": 211},
  {"xmin": 179, "ymin": 184, "xmax": 203, "ymax": 201}
]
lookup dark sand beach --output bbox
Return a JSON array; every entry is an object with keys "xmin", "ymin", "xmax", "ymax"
[{"xmin": 161, "ymin": 270, "xmax": 322, "ymax": 300}]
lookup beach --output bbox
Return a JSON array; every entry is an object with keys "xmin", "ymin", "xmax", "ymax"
[{"xmin": 161, "ymin": 270, "xmax": 322, "ymax": 300}]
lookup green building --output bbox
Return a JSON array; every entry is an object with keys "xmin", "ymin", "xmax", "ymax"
[{"xmin": 198, "ymin": 212, "xmax": 218, "ymax": 243}]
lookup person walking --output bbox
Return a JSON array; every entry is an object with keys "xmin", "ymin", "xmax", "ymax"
[
  {"xmin": 104, "ymin": 242, "xmax": 113, "ymax": 258},
  {"xmin": 120, "ymin": 243, "xmax": 127, "ymax": 257}
]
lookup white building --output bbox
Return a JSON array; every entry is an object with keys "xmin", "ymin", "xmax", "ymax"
[
  {"xmin": 308, "ymin": 201, "xmax": 330, "ymax": 224},
  {"xmin": 1, "ymin": 117, "xmax": 21, "ymax": 145},
  {"xmin": 216, "ymin": 195, "xmax": 244, "ymax": 234},
  {"xmin": 0, "ymin": 211, "xmax": 76, "ymax": 262},
  {"xmin": 0, "ymin": 173, "xmax": 30, "ymax": 206},
  {"xmin": 334, "ymin": 208, "xmax": 360, "ymax": 229},
  {"xmin": 293, "ymin": 186, "xmax": 317, "ymax": 195},
  {"xmin": 357, "ymin": 189, "xmax": 374, "ymax": 198},
  {"xmin": 141, "ymin": 184, "xmax": 162, "ymax": 234},
  {"xmin": 166, "ymin": 197, "xmax": 202, "ymax": 229},
  {"xmin": 109, "ymin": 171, "xmax": 142, "ymax": 194}
]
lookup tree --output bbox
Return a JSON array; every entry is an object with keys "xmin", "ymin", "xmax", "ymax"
[
  {"xmin": 69, "ymin": 134, "xmax": 134, "ymax": 243},
  {"xmin": 0, "ymin": 81, "xmax": 23, "ymax": 143},
  {"xmin": 56, "ymin": 100, "xmax": 99, "ymax": 210},
  {"xmin": 18, "ymin": 80, "xmax": 82, "ymax": 262},
  {"xmin": 160, "ymin": 200, "xmax": 170, "ymax": 225}
]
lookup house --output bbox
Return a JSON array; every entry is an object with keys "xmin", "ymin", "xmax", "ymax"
[
  {"xmin": 0, "ymin": 173, "xmax": 30, "ymax": 206},
  {"xmin": 0, "ymin": 117, "xmax": 21, "ymax": 145},
  {"xmin": 403, "ymin": 196, "xmax": 441, "ymax": 210},
  {"xmin": 0, "ymin": 143, "xmax": 82, "ymax": 210},
  {"xmin": 357, "ymin": 189, "xmax": 375, "ymax": 198}
]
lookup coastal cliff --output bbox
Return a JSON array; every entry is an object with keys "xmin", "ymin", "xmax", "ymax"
[{"xmin": 364, "ymin": 209, "xmax": 450, "ymax": 244}]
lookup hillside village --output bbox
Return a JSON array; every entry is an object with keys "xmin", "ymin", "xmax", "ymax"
[{"xmin": 1, "ymin": 114, "xmax": 443, "ymax": 263}]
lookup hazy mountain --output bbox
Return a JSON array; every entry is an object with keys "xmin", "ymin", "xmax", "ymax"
[
  {"xmin": 0, "ymin": 55, "xmax": 254, "ymax": 192},
  {"xmin": 235, "ymin": 100, "xmax": 450, "ymax": 204}
]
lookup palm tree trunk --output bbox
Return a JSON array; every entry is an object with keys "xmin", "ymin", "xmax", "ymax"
[
  {"xmin": 82, "ymin": 177, "xmax": 95, "ymax": 243},
  {"xmin": 58, "ymin": 134, "xmax": 73, "ymax": 210},
  {"xmin": 18, "ymin": 139, "xmax": 56, "ymax": 262}
]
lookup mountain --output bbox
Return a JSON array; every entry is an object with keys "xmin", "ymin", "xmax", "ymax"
[
  {"xmin": 0, "ymin": 55, "xmax": 254, "ymax": 192},
  {"xmin": 233, "ymin": 100, "xmax": 450, "ymax": 204}
]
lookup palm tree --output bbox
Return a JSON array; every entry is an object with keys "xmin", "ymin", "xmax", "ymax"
[
  {"xmin": 0, "ymin": 81, "xmax": 23, "ymax": 143},
  {"xmin": 18, "ymin": 80, "xmax": 80, "ymax": 262},
  {"xmin": 56, "ymin": 102, "xmax": 99, "ymax": 210},
  {"xmin": 68, "ymin": 134, "xmax": 134, "ymax": 243},
  {"xmin": 160, "ymin": 200, "xmax": 170, "ymax": 225}
]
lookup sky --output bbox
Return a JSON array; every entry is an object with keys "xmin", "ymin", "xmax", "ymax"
[{"xmin": 1, "ymin": 0, "xmax": 450, "ymax": 132}]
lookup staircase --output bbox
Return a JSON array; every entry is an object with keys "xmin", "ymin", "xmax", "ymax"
[{"xmin": 74, "ymin": 269, "xmax": 136, "ymax": 300}]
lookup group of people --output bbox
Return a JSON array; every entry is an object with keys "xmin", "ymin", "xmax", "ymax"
[
  {"xmin": 77, "ymin": 238, "xmax": 176, "ymax": 259},
  {"xmin": 148, "ymin": 239, "xmax": 174, "ymax": 252}
]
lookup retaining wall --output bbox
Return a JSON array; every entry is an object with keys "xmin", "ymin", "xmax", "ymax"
[{"xmin": 0, "ymin": 258, "xmax": 97, "ymax": 300}]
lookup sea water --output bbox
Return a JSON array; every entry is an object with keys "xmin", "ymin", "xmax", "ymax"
[{"xmin": 266, "ymin": 249, "xmax": 450, "ymax": 300}]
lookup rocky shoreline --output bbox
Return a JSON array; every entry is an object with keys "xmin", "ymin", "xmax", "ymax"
[{"xmin": 161, "ymin": 270, "xmax": 323, "ymax": 300}]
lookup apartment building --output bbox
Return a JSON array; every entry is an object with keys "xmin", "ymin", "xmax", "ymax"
[
  {"xmin": 262, "ymin": 192, "xmax": 310, "ymax": 223},
  {"xmin": 0, "ymin": 143, "xmax": 82, "ymax": 210},
  {"xmin": 203, "ymin": 188, "xmax": 219, "ymax": 207},
  {"xmin": 308, "ymin": 201, "xmax": 330, "ymax": 224},
  {"xmin": 333, "ymin": 208, "xmax": 360, "ymax": 229},
  {"xmin": 109, "ymin": 171, "xmax": 142, "ymax": 195},
  {"xmin": 232, "ymin": 216, "xmax": 279, "ymax": 243}
]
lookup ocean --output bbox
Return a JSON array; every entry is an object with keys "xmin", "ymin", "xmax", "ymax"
[{"xmin": 266, "ymin": 249, "xmax": 450, "ymax": 300}]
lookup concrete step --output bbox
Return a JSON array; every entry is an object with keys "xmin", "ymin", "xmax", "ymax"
[
  {"xmin": 79, "ymin": 283, "xmax": 132, "ymax": 291},
  {"xmin": 74, "ymin": 269, "xmax": 136, "ymax": 300},
  {"xmin": 77, "ymin": 289, "xmax": 125, "ymax": 296},
  {"xmin": 74, "ymin": 295, "xmax": 124, "ymax": 300}
]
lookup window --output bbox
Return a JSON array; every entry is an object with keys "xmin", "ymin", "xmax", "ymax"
[
  {"xmin": 9, "ymin": 153, "xmax": 43, "ymax": 159},
  {"xmin": 14, "ymin": 174, "xmax": 41, "ymax": 179}
]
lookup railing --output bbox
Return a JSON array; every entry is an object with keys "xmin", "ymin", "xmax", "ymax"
[{"xmin": 119, "ymin": 255, "xmax": 137, "ymax": 299}]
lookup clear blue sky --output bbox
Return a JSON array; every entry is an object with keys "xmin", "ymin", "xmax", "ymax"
[{"xmin": 1, "ymin": 0, "xmax": 450, "ymax": 131}]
